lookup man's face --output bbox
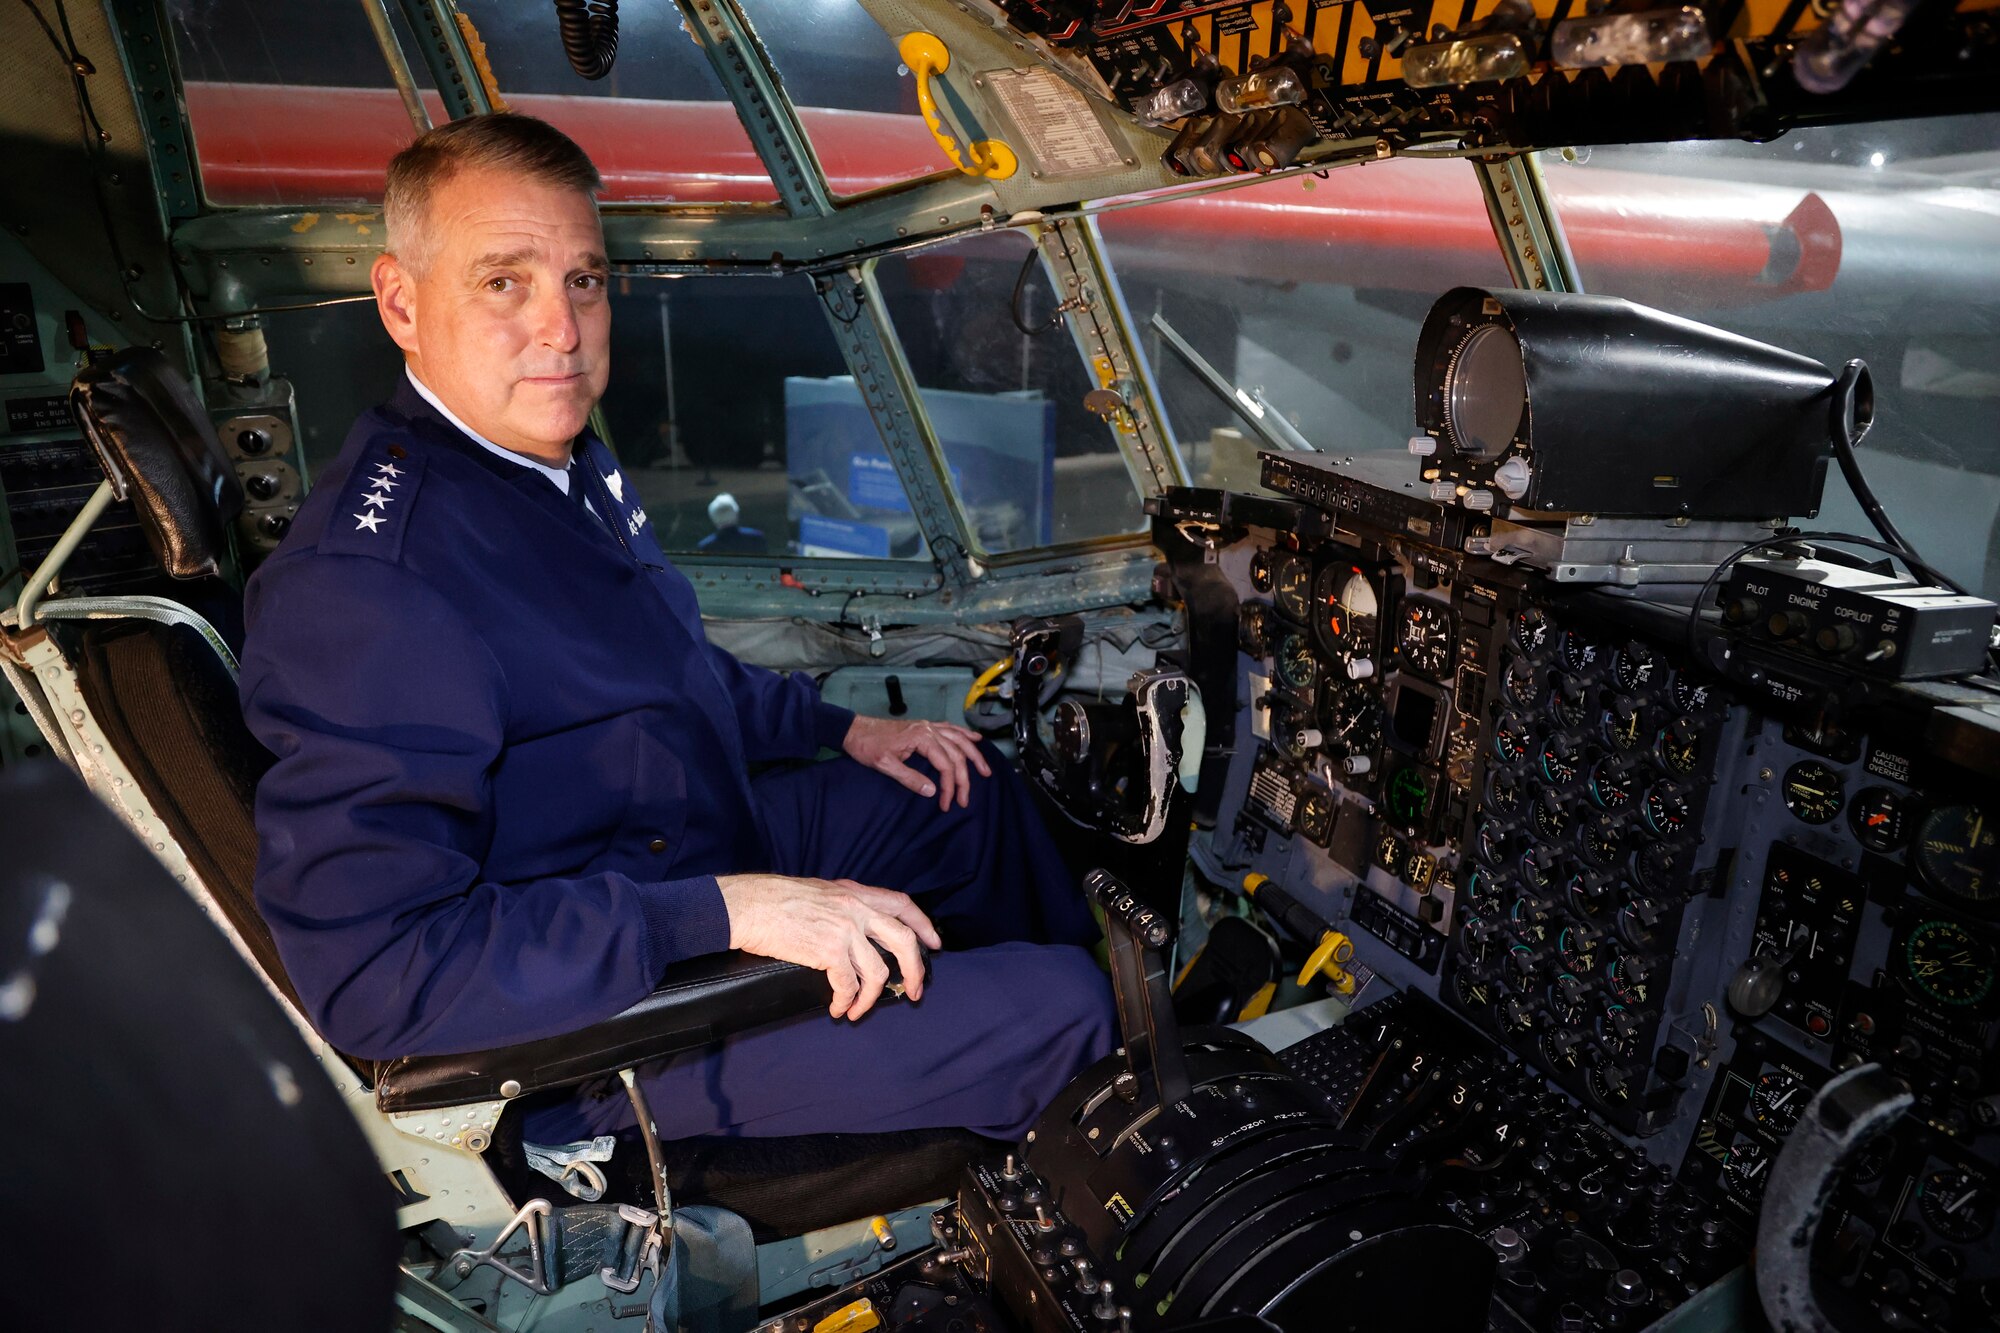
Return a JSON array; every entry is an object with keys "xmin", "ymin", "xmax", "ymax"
[{"xmin": 372, "ymin": 166, "xmax": 610, "ymax": 463}]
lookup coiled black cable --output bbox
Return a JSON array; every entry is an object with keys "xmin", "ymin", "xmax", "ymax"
[{"xmin": 553, "ymin": 0, "xmax": 619, "ymax": 80}]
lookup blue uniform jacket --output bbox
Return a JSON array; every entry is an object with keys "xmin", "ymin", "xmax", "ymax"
[{"xmin": 240, "ymin": 379, "xmax": 855, "ymax": 1060}]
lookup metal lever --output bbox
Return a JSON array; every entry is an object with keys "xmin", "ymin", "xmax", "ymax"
[{"xmin": 1085, "ymin": 868, "xmax": 1190, "ymax": 1107}]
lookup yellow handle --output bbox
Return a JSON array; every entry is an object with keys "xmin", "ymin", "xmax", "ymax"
[
  {"xmin": 898, "ymin": 32, "xmax": 1018, "ymax": 180},
  {"xmin": 964, "ymin": 656, "xmax": 1013, "ymax": 712},
  {"xmin": 1299, "ymin": 931, "xmax": 1357, "ymax": 995}
]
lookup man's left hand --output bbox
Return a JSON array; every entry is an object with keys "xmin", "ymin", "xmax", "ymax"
[{"xmin": 843, "ymin": 715, "xmax": 993, "ymax": 811}]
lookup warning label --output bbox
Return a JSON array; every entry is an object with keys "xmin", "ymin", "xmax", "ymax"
[{"xmin": 984, "ymin": 67, "xmax": 1127, "ymax": 178}]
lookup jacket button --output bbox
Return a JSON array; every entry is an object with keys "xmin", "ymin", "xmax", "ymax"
[{"xmin": 648, "ymin": 838, "xmax": 668, "ymax": 854}]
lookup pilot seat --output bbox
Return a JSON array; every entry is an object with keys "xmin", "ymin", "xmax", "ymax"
[{"xmin": 0, "ymin": 346, "xmax": 988, "ymax": 1320}]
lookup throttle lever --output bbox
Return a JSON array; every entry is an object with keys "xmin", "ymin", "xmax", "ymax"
[{"xmin": 1084, "ymin": 868, "xmax": 1190, "ymax": 1107}]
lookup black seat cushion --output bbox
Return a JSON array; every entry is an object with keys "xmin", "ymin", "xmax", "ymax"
[{"xmin": 70, "ymin": 348, "xmax": 243, "ymax": 580}]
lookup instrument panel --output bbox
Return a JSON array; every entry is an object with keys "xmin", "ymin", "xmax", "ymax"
[{"xmin": 1150, "ymin": 477, "xmax": 2000, "ymax": 1333}]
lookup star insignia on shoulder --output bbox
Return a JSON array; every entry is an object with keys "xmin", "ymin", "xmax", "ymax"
[
  {"xmin": 361, "ymin": 491, "xmax": 392, "ymax": 510},
  {"xmin": 374, "ymin": 462, "xmax": 404, "ymax": 479},
  {"xmin": 353, "ymin": 511, "xmax": 385, "ymax": 533},
  {"xmin": 373, "ymin": 476, "xmax": 399, "ymax": 490}
]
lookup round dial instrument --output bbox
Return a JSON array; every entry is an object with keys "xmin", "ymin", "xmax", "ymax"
[
  {"xmin": 1612, "ymin": 642, "xmax": 1663, "ymax": 692},
  {"xmin": 1486, "ymin": 770, "xmax": 1526, "ymax": 818},
  {"xmin": 1749, "ymin": 1069, "xmax": 1808, "ymax": 1133},
  {"xmin": 1297, "ymin": 786, "xmax": 1335, "ymax": 845},
  {"xmin": 1492, "ymin": 712, "xmax": 1533, "ymax": 765},
  {"xmin": 1901, "ymin": 918, "xmax": 1997, "ymax": 1009},
  {"xmin": 1533, "ymin": 794, "xmax": 1571, "ymax": 841},
  {"xmin": 1849, "ymin": 787, "xmax": 1910, "ymax": 853},
  {"xmin": 1502, "ymin": 652, "xmax": 1542, "ymax": 708},
  {"xmin": 1558, "ymin": 629, "xmax": 1602, "ymax": 675},
  {"xmin": 1540, "ymin": 734, "xmax": 1583, "ymax": 786},
  {"xmin": 1781, "ymin": 760, "xmax": 1845, "ymax": 825},
  {"xmin": 1918, "ymin": 1167, "xmax": 1993, "ymax": 1242},
  {"xmin": 1313, "ymin": 564, "xmax": 1378, "ymax": 661},
  {"xmin": 1398, "ymin": 600, "xmax": 1453, "ymax": 677},
  {"xmin": 1642, "ymin": 784, "xmax": 1690, "ymax": 837},
  {"xmin": 1550, "ymin": 676, "xmax": 1591, "ymax": 729},
  {"xmin": 1272, "ymin": 553, "xmax": 1312, "ymax": 623},
  {"xmin": 1514, "ymin": 607, "xmax": 1552, "ymax": 655},
  {"xmin": 1722, "ymin": 1139, "xmax": 1773, "ymax": 1202},
  {"xmin": 1275, "ymin": 633, "xmax": 1318, "ymax": 690},
  {"xmin": 1657, "ymin": 717, "xmax": 1701, "ymax": 777},
  {"xmin": 1320, "ymin": 681, "xmax": 1383, "ymax": 757},
  {"xmin": 1578, "ymin": 816, "xmax": 1624, "ymax": 868},
  {"xmin": 1385, "ymin": 765, "xmax": 1431, "ymax": 827},
  {"xmin": 1601, "ymin": 697, "xmax": 1646, "ymax": 752},
  {"xmin": 1249, "ymin": 549, "xmax": 1274, "ymax": 593},
  {"xmin": 1587, "ymin": 757, "xmax": 1636, "ymax": 811},
  {"xmin": 1913, "ymin": 805, "xmax": 2000, "ymax": 910},
  {"xmin": 1670, "ymin": 671, "xmax": 1714, "ymax": 716}
]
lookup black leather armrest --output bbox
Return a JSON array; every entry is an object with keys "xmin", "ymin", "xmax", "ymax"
[{"xmin": 371, "ymin": 950, "xmax": 906, "ymax": 1114}]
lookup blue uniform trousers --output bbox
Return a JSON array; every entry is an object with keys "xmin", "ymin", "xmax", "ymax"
[{"xmin": 528, "ymin": 748, "xmax": 1116, "ymax": 1144}]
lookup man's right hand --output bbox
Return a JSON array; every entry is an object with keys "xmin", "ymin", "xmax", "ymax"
[{"xmin": 715, "ymin": 874, "xmax": 942, "ymax": 1020}]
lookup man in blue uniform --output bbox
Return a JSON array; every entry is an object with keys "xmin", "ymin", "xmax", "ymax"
[{"xmin": 239, "ymin": 114, "xmax": 1113, "ymax": 1145}]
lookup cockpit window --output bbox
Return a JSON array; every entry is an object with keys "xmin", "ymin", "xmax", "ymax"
[
  {"xmin": 873, "ymin": 230, "xmax": 1149, "ymax": 555},
  {"xmin": 169, "ymin": 0, "xmax": 773, "ymax": 205},
  {"xmin": 1541, "ymin": 110, "xmax": 2000, "ymax": 598},
  {"xmin": 1098, "ymin": 158, "xmax": 1511, "ymax": 494},
  {"xmin": 596, "ymin": 272, "xmax": 931, "ymax": 560},
  {"xmin": 738, "ymin": 2, "xmax": 946, "ymax": 197}
]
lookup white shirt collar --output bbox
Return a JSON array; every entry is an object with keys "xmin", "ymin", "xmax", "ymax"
[{"xmin": 405, "ymin": 367, "xmax": 572, "ymax": 494}]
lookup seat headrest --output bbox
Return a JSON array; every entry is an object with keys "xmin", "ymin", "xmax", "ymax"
[{"xmin": 70, "ymin": 349, "xmax": 244, "ymax": 580}]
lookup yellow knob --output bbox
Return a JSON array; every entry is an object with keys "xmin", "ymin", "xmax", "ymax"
[{"xmin": 1242, "ymin": 872, "xmax": 1269, "ymax": 896}]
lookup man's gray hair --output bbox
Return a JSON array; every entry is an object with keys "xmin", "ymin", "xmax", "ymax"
[{"xmin": 383, "ymin": 113, "xmax": 603, "ymax": 277}]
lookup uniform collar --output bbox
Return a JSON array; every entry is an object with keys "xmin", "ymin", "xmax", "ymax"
[{"xmin": 403, "ymin": 367, "xmax": 574, "ymax": 494}]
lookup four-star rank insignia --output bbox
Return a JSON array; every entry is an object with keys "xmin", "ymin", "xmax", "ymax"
[{"xmin": 320, "ymin": 446, "xmax": 423, "ymax": 560}]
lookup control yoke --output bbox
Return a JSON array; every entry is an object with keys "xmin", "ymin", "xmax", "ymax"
[{"xmin": 1084, "ymin": 868, "xmax": 1190, "ymax": 1107}]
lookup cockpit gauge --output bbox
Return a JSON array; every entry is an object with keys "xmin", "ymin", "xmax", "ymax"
[
  {"xmin": 1532, "ymin": 794, "xmax": 1571, "ymax": 841},
  {"xmin": 1492, "ymin": 712, "xmax": 1533, "ymax": 765},
  {"xmin": 1849, "ymin": 787, "xmax": 1910, "ymax": 853},
  {"xmin": 1601, "ymin": 697, "xmax": 1646, "ymax": 752},
  {"xmin": 1901, "ymin": 918, "xmax": 1996, "ymax": 1009},
  {"xmin": 1238, "ymin": 601, "xmax": 1274, "ymax": 658},
  {"xmin": 1319, "ymin": 682, "xmax": 1383, "ymax": 760},
  {"xmin": 1721, "ymin": 1139, "xmax": 1773, "ymax": 1203},
  {"xmin": 1657, "ymin": 717, "xmax": 1701, "ymax": 777},
  {"xmin": 1642, "ymin": 783, "xmax": 1691, "ymax": 837},
  {"xmin": 1550, "ymin": 676, "xmax": 1591, "ymax": 729},
  {"xmin": 1781, "ymin": 760, "xmax": 1845, "ymax": 825},
  {"xmin": 1578, "ymin": 816, "xmax": 1624, "ymax": 868},
  {"xmin": 1271, "ymin": 553, "xmax": 1312, "ymax": 623},
  {"xmin": 1275, "ymin": 633, "xmax": 1318, "ymax": 691},
  {"xmin": 1398, "ymin": 601, "xmax": 1453, "ymax": 678},
  {"xmin": 1248, "ymin": 548, "xmax": 1274, "ymax": 593},
  {"xmin": 1376, "ymin": 832, "xmax": 1406, "ymax": 879},
  {"xmin": 1586, "ymin": 758, "xmax": 1636, "ymax": 811},
  {"xmin": 1557, "ymin": 629, "xmax": 1602, "ymax": 675},
  {"xmin": 1297, "ymin": 785, "xmax": 1336, "ymax": 846},
  {"xmin": 1486, "ymin": 770, "xmax": 1526, "ymax": 818},
  {"xmin": 1749, "ymin": 1069, "xmax": 1807, "ymax": 1134},
  {"xmin": 1612, "ymin": 642, "xmax": 1663, "ymax": 692},
  {"xmin": 1520, "ymin": 843, "xmax": 1560, "ymax": 893},
  {"xmin": 1539, "ymin": 734, "xmax": 1583, "ymax": 786},
  {"xmin": 1314, "ymin": 564, "xmax": 1379, "ymax": 662},
  {"xmin": 1634, "ymin": 842, "xmax": 1681, "ymax": 893},
  {"xmin": 1405, "ymin": 850, "xmax": 1438, "ymax": 891},
  {"xmin": 1385, "ymin": 765, "xmax": 1431, "ymax": 828},
  {"xmin": 1514, "ymin": 607, "xmax": 1552, "ymax": 655},
  {"xmin": 1918, "ymin": 1166, "xmax": 1994, "ymax": 1242},
  {"xmin": 1913, "ymin": 805, "xmax": 2000, "ymax": 910},
  {"xmin": 1670, "ymin": 671, "xmax": 1714, "ymax": 716},
  {"xmin": 1502, "ymin": 652, "xmax": 1542, "ymax": 709}
]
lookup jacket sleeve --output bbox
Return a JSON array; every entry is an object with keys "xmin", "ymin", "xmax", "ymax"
[
  {"xmin": 241, "ymin": 555, "xmax": 732, "ymax": 1060},
  {"xmin": 703, "ymin": 642, "xmax": 855, "ymax": 764}
]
